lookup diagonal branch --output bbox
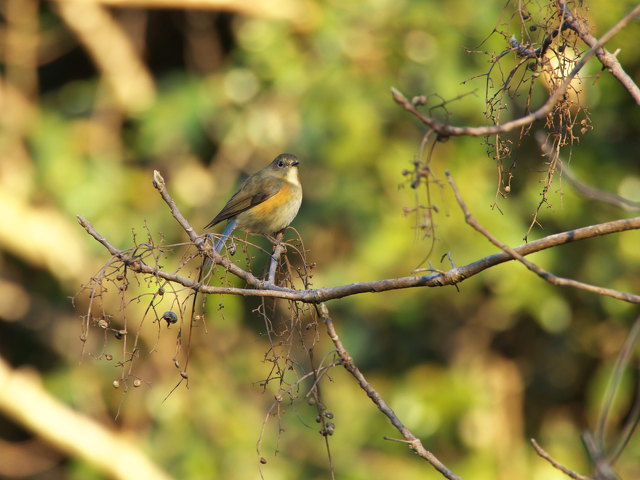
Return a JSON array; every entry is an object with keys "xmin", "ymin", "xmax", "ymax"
[
  {"xmin": 530, "ymin": 438, "xmax": 592, "ymax": 480},
  {"xmin": 153, "ymin": 171, "xmax": 203, "ymax": 246},
  {"xmin": 558, "ymin": 0, "xmax": 640, "ymax": 105},
  {"xmin": 445, "ymin": 171, "xmax": 638, "ymax": 303},
  {"xmin": 536, "ymin": 132, "xmax": 640, "ymax": 211},
  {"xmin": 316, "ymin": 303, "xmax": 463, "ymax": 480},
  {"xmin": 0, "ymin": 356, "xmax": 171, "ymax": 480},
  {"xmin": 597, "ymin": 314, "xmax": 640, "ymax": 464}
]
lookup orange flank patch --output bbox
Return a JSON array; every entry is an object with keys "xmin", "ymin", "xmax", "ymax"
[
  {"xmin": 251, "ymin": 184, "xmax": 292, "ymax": 216},
  {"xmin": 236, "ymin": 181, "xmax": 300, "ymax": 233}
]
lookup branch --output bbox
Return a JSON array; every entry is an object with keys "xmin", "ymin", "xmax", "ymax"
[
  {"xmin": 153, "ymin": 171, "xmax": 203, "ymax": 246},
  {"xmin": 445, "ymin": 172, "xmax": 639, "ymax": 304},
  {"xmin": 582, "ymin": 433, "xmax": 618, "ymax": 480},
  {"xmin": 78, "ymin": 170, "xmax": 640, "ymax": 304},
  {"xmin": 316, "ymin": 304, "xmax": 462, "ymax": 480},
  {"xmin": 530, "ymin": 439, "xmax": 592, "ymax": 480},
  {"xmin": 78, "ymin": 213, "xmax": 640, "ymax": 304},
  {"xmin": 76, "ymin": 215, "xmax": 285, "ymax": 294},
  {"xmin": 391, "ymin": 3, "xmax": 640, "ymax": 137},
  {"xmin": 558, "ymin": 1, "xmax": 640, "ymax": 105}
]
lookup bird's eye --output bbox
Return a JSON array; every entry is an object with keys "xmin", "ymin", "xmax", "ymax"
[{"xmin": 277, "ymin": 160, "xmax": 284, "ymax": 167}]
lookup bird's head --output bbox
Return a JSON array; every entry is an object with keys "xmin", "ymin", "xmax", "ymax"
[{"xmin": 268, "ymin": 153, "xmax": 300, "ymax": 183}]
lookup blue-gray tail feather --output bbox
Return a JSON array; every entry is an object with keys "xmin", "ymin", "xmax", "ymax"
[{"xmin": 214, "ymin": 218, "xmax": 238, "ymax": 253}]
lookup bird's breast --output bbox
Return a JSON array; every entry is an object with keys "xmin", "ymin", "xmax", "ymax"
[{"xmin": 235, "ymin": 181, "xmax": 302, "ymax": 234}]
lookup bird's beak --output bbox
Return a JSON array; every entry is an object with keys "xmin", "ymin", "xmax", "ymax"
[{"xmin": 292, "ymin": 160, "xmax": 300, "ymax": 166}]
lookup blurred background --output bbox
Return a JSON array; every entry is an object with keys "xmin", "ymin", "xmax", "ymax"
[{"xmin": 1, "ymin": 0, "xmax": 639, "ymax": 478}]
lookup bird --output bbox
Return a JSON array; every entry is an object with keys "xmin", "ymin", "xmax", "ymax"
[{"xmin": 205, "ymin": 153, "xmax": 302, "ymax": 253}]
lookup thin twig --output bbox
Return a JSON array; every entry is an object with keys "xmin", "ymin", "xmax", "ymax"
[
  {"xmin": 256, "ymin": 362, "xmax": 339, "ymax": 478},
  {"xmin": 530, "ymin": 438, "xmax": 592, "ymax": 480},
  {"xmin": 152, "ymin": 171, "xmax": 203, "ymax": 246},
  {"xmin": 316, "ymin": 303, "xmax": 463, "ymax": 480},
  {"xmin": 307, "ymin": 347, "xmax": 336, "ymax": 480},
  {"xmin": 445, "ymin": 171, "xmax": 640, "ymax": 304},
  {"xmin": 536, "ymin": 132, "xmax": 640, "ymax": 211}
]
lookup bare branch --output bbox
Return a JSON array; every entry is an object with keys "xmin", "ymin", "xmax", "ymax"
[
  {"xmin": 445, "ymin": 171, "xmax": 640, "ymax": 304},
  {"xmin": 76, "ymin": 215, "xmax": 281, "ymax": 294},
  {"xmin": 316, "ymin": 303, "xmax": 463, "ymax": 480},
  {"xmin": 530, "ymin": 439, "xmax": 592, "ymax": 480},
  {"xmin": 141, "ymin": 171, "xmax": 640, "ymax": 303},
  {"xmin": 582, "ymin": 433, "xmax": 618, "ymax": 480},
  {"xmin": 78, "ymin": 213, "xmax": 640, "ymax": 304},
  {"xmin": 152, "ymin": 170, "xmax": 203, "ymax": 246},
  {"xmin": 391, "ymin": 3, "xmax": 640, "ymax": 137}
]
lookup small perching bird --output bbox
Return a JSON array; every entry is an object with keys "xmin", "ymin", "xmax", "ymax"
[{"xmin": 205, "ymin": 153, "xmax": 303, "ymax": 253}]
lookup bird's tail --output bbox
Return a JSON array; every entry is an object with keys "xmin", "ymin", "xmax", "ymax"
[{"xmin": 214, "ymin": 218, "xmax": 238, "ymax": 253}]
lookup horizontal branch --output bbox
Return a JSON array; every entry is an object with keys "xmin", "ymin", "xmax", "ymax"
[
  {"xmin": 78, "ymin": 215, "xmax": 640, "ymax": 304},
  {"xmin": 75, "ymin": 170, "xmax": 640, "ymax": 305}
]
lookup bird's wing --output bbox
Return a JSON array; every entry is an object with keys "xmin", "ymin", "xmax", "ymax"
[{"xmin": 205, "ymin": 178, "xmax": 283, "ymax": 228}]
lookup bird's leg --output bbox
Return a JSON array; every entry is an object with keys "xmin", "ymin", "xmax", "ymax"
[
  {"xmin": 200, "ymin": 233, "xmax": 219, "ymax": 278},
  {"xmin": 267, "ymin": 231, "xmax": 286, "ymax": 283}
]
